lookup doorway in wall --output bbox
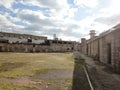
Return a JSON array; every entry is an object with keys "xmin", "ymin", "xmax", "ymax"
[
  {"xmin": 0, "ymin": 46, "xmax": 2, "ymax": 51},
  {"xmin": 98, "ymin": 40, "xmax": 100, "ymax": 61},
  {"xmin": 86, "ymin": 44, "xmax": 88, "ymax": 55},
  {"xmin": 107, "ymin": 43, "xmax": 112, "ymax": 64}
]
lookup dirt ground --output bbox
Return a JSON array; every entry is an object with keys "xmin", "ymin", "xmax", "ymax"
[{"xmin": 79, "ymin": 52, "xmax": 120, "ymax": 90}]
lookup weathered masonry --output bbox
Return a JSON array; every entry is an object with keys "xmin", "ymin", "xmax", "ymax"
[
  {"xmin": 0, "ymin": 32, "xmax": 77, "ymax": 52},
  {"xmin": 0, "ymin": 32, "xmax": 47, "ymax": 44},
  {"xmin": 80, "ymin": 24, "xmax": 120, "ymax": 72}
]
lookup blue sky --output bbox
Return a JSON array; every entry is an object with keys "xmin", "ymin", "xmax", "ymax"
[{"xmin": 0, "ymin": 0, "xmax": 120, "ymax": 41}]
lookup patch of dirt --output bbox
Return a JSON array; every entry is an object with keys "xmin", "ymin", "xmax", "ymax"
[
  {"xmin": 0, "ymin": 62, "xmax": 26, "ymax": 72},
  {"xmin": 0, "ymin": 76, "xmax": 44, "ymax": 89},
  {"xmin": 95, "ymin": 65, "xmax": 120, "ymax": 90},
  {"xmin": 0, "ymin": 68, "xmax": 73, "ymax": 90},
  {"xmin": 80, "ymin": 52, "xmax": 120, "ymax": 90},
  {"xmin": 0, "ymin": 76, "xmax": 33, "ymax": 86},
  {"xmin": 32, "ymin": 69, "xmax": 73, "ymax": 80}
]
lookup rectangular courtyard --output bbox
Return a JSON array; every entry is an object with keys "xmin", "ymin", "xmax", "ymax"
[{"xmin": 0, "ymin": 52, "xmax": 90, "ymax": 90}]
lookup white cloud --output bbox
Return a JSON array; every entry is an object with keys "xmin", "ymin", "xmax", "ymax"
[
  {"xmin": 67, "ymin": 8, "xmax": 78, "ymax": 18},
  {"xmin": 59, "ymin": 34, "xmax": 79, "ymax": 41},
  {"xmin": 95, "ymin": 14, "xmax": 120, "ymax": 26},
  {"xmin": 0, "ymin": 13, "xmax": 24, "ymax": 33},
  {"xmin": 0, "ymin": 0, "xmax": 15, "ymax": 8},
  {"xmin": 22, "ymin": 0, "xmax": 69, "ymax": 11},
  {"xmin": 0, "ymin": 0, "xmax": 81, "ymax": 41},
  {"xmin": 21, "ymin": 0, "xmax": 76, "ymax": 20},
  {"xmin": 92, "ymin": 0, "xmax": 120, "ymax": 29},
  {"xmin": 18, "ymin": 9, "xmax": 47, "ymax": 20},
  {"xmin": 74, "ymin": 0, "xmax": 99, "ymax": 8},
  {"xmin": 0, "ymin": 14, "xmax": 13, "ymax": 26},
  {"xmin": 1, "ymin": 0, "xmax": 120, "ymax": 41},
  {"xmin": 98, "ymin": 0, "xmax": 120, "ymax": 17}
]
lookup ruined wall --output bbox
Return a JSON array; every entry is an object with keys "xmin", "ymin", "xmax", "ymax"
[
  {"xmin": 49, "ymin": 44, "xmax": 73, "ymax": 52},
  {"xmin": 0, "ymin": 43, "xmax": 49, "ymax": 52},
  {"xmin": 0, "ymin": 42, "xmax": 75, "ymax": 53},
  {"xmin": 0, "ymin": 32, "xmax": 47, "ymax": 44},
  {"xmin": 0, "ymin": 32, "xmax": 77, "ymax": 52}
]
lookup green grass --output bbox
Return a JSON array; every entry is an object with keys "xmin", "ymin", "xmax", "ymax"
[
  {"xmin": 0, "ymin": 52, "xmax": 90, "ymax": 90},
  {"xmin": 0, "ymin": 52, "xmax": 74, "ymax": 89},
  {"xmin": 0, "ymin": 53, "xmax": 74, "ymax": 78}
]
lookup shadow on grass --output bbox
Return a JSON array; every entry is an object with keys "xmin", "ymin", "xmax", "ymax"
[
  {"xmin": 0, "ymin": 62, "xmax": 26, "ymax": 72},
  {"xmin": 72, "ymin": 57, "xmax": 91, "ymax": 90}
]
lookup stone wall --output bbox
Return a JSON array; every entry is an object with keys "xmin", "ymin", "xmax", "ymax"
[
  {"xmin": 0, "ymin": 41, "xmax": 76, "ymax": 53},
  {"xmin": 80, "ymin": 24, "xmax": 120, "ymax": 72},
  {"xmin": 0, "ymin": 32, "xmax": 47, "ymax": 44},
  {"xmin": 0, "ymin": 43, "xmax": 52, "ymax": 52},
  {"xmin": 87, "ymin": 38, "xmax": 99, "ymax": 60},
  {"xmin": 0, "ymin": 32, "xmax": 78, "ymax": 53},
  {"xmin": 112, "ymin": 29, "xmax": 120, "ymax": 71},
  {"xmin": 80, "ymin": 38, "xmax": 87, "ymax": 54}
]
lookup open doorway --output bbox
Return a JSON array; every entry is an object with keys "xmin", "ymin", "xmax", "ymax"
[
  {"xmin": 0, "ymin": 46, "xmax": 2, "ymax": 52},
  {"xmin": 86, "ymin": 44, "xmax": 88, "ymax": 55},
  {"xmin": 107, "ymin": 43, "xmax": 112, "ymax": 64}
]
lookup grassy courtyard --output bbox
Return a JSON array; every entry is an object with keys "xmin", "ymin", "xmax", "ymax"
[{"xmin": 0, "ymin": 52, "xmax": 90, "ymax": 90}]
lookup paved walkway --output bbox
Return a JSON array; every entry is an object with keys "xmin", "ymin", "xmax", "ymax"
[{"xmin": 79, "ymin": 52, "xmax": 120, "ymax": 90}]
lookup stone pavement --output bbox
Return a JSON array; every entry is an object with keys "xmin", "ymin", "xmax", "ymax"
[{"xmin": 78, "ymin": 52, "xmax": 120, "ymax": 90}]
